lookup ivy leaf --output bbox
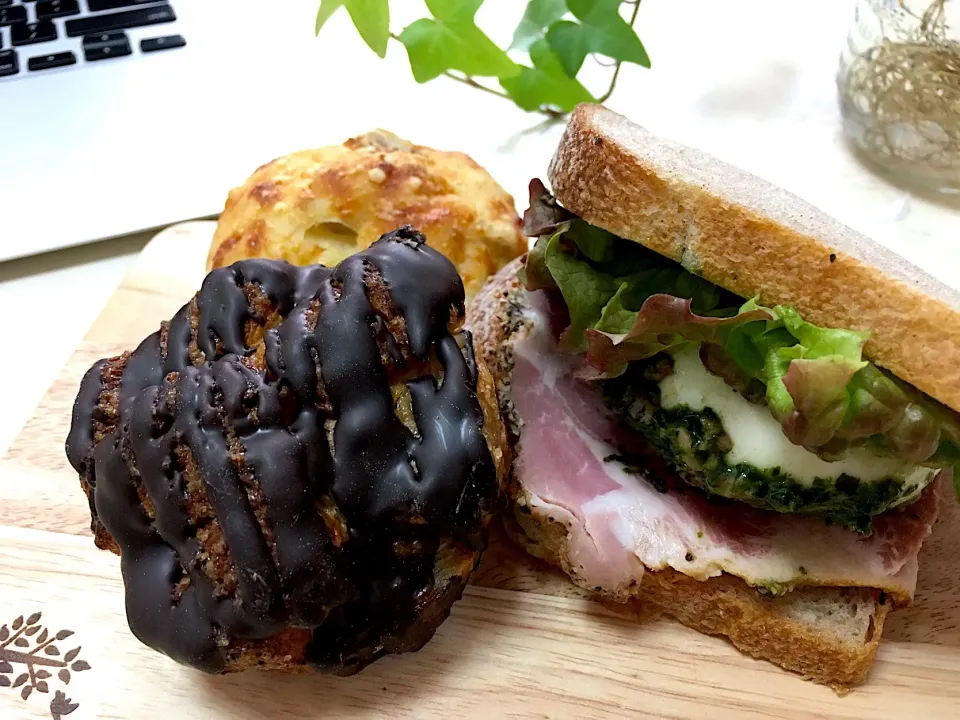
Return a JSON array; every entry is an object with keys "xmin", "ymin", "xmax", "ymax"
[
  {"xmin": 398, "ymin": 1, "xmax": 519, "ymax": 82},
  {"xmin": 27, "ymin": 612, "xmax": 41, "ymax": 626},
  {"xmin": 315, "ymin": 0, "xmax": 343, "ymax": 34},
  {"xmin": 12, "ymin": 673, "xmax": 27, "ymax": 688},
  {"xmin": 36, "ymin": 670, "xmax": 51, "ymax": 680},
  {"xmin": 12, "ymin": 616, "xmax": 23, "ymax": 631},
  {"xmin": 344, "ymin": 0, "xmax": 390, "ymax": 58},
  {"xmin": 21, "ymin": 685, "xmax": 32, "ymax": 701},
  {"xmin": 0, "ymin": 676, "xmax": 9, "ymax": 688},
  {"xmin": 37, "ymin": 681, "xmax": 49, "ymax": 694},
  {"xmin": 316, "ymin": 0, "xmax": 646, "ymax": 115},
  {"xmin": 58, "ymin": 669, "xmax": 71, "ymax": 685},
  {"xmin": 315, "ymin": 0, "xmax": 390, "ymax": 58},
  {"xmin": 64, "ymin": 647, "xmax": 79, "ymax": 662},
  {"xmin": 0, "ymin": 660, "xmax": 12, "ymax": 673},
  {"xmin": 71, "ymin": 661, "xmax": 90, "ymax": 672},
  {"xmin": 545, "ymin": 19, "xmax": 591, "ymax": 77},
  {"xmin": 0, "ymin": 626, "xmax": 8, "ymax": 641},
  {"xmin": 45, "ymin": 645, "xmax": 60, "ymax": 656},
  {"xmin": 500, "ymin": 38, "xmax": 595, "ymax": 112},
  {"xmin": 564, "ymin": 0, "xmax": 650, "ymax": 68},
  {"xmin": 396, "ymin": 20, "xmax": 448, "ymax": 81},
  {"xmin": 511, "ymin": 0, "xmax": 568, "ymax": 51},
  {"xmin": 424, "ymin": 0, "xmax": 482, "ymax": 22},
  {"xmin": 37, "ymin": 629, "xmax": 48, "ymax": 644},
  {"xmin": 14, "ymin": 638, "xmax": 28, "ymax": 647},
  {"xmin": 55, "ymin": 630, "xmax": 73, "ymax": 641}
]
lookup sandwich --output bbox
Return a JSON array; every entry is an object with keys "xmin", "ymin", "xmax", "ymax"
[{"xmin": 468, "ymin": 104, "xmax": 959, "ymax": 688}]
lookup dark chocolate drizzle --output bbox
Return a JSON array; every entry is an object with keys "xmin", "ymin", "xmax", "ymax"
[
  {"xmin": 65, "ymin": 358, "xmax": 109, "ymax": 522},
  {"xmin": 64, "ymin": 227, "xmax": 497, "ymax": 673}
]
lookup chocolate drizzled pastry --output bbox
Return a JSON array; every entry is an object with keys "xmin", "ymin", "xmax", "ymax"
[{"xmin": 65, "ymin": 227, "xmax": 507, "ymax": 675}]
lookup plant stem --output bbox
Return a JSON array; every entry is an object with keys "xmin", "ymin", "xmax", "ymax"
[
  {"xmin": 597, "ymin": 0, "xmax": 642, "ymax": 104},
  {"xmin": 537, "ymin": 108, "xmax": 567, "ymax": 120},
  {"xmin": 442, "ymin": 72, "xmax": 512, "ymax": 101},
  {"xmin": 444, "ymin": 72, "xmax": 564, "ymax": 119}
]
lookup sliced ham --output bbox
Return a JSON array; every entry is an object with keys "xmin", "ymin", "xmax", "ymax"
[{"xmin": 511, "ymin": 290, "xmax": 941, "ymax": 606}]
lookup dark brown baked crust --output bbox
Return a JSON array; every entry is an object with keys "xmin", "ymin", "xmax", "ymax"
[{"xmin": 66, "ymin": 228, "xmax": 508, "ymax": 675}]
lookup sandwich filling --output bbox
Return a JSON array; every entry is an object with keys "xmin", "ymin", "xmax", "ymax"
[
  {"xmin": 521, "ymin": 180, "xmax": 960, "ymax": 534},
  {"xmin": 603, "ymin": 347, "xmax": 936, "ymax": 531},
  {"xmin": 501, "ymin": 180, "xmax": 956, "ymax": 601},
  {"xmin": 508, "ymin": 290, "xmax": 939, "ymax": 603}
]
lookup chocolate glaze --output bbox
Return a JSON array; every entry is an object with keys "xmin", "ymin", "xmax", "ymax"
[
  {"xmin": 64, "ymin": 227, "xmax": 497, "ymax": 673},
  {"xmin": 65, "ymin": 358, "xmax": 109, "ymax": 522}
]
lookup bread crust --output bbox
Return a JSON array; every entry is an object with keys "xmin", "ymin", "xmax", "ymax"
[
  {"xmin": 468, "ymin": 262, "xmax": 889, "ymax": 689},
  {"xmin": 547, "ymin": 103, "xmax": 960, "ymax": 413}
]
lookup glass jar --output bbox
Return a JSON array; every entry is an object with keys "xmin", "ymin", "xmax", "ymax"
[{"xmin": 837, "ymin": 0, "xmax": 960, "ymax": 193}]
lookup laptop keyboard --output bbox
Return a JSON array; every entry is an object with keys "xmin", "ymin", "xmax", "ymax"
[{"xmin": 0, "ymin": 0, "xmax": 183, "ymax": 80}]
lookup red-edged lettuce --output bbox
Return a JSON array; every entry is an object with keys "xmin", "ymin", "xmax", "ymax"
[
  {"xmin": 521, "ymin": 181, "xmax": 960, "ymax": 479},
  {"xmin": 582, "ymin": 295, "xmax": 773, "ymax": 376},
  {"xmin": 521, "ymin": 178, "xmax": 575, "ymax": 237}
]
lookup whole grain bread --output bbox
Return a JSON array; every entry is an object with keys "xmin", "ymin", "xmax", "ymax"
[
  {"xmin": 468, "ymin": 259, "xmax": 890, "ymax": 689},
  {"xmin": 548, "ymin": 103, "xmax": 960, "ymax": 413}
]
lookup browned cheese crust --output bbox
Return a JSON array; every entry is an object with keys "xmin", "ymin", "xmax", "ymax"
[
  {"xmin": 548, "ymin": 103, "xmax": 960, "ymax": 413},
  {"xmin": 468, "ymin": 261, "xmax": 890, "ymax": 690},
  {"xmin": 208, "ymin": 130, "xmax": 527, "ymax": 298}
]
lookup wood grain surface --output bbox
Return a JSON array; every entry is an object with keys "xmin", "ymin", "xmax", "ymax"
[{"xmin": 2, "ymin": 222, "xmax": 959, "ymax": 719}]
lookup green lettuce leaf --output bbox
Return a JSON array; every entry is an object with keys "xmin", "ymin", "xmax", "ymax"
[
  {"xmin": 570, "ymin": 221, "xmax": 615, "ymax": 263},
  {"xmin": 582, "ymin": 295, "xmax": 773, "ymax": 379},
  {"xmin": 543, "ymin": 231, "xmax": 621, "ymax": 351},
  {"xmin": 595, "ymin": 282, "xmax": 636, "ymax": 334},
  {"xmin": 518, "ymin": 230, "xmax": 560, "ymax": 291},
  {"xmin": 521, "ymin": 203, "xmax": 960, "ymax": 473}
]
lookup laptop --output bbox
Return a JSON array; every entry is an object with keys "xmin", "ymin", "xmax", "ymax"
[{"xmin": 0, "ymin": 1, "xmax": 550, "ymax": 264}]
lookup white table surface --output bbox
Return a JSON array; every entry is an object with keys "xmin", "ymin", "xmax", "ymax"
[{"xmin": 2, "ymin": 0, "xmax": 959, "ymax": 457}]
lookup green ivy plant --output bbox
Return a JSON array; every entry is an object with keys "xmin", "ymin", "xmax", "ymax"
[{"xmin": 315, "ymin": 0, "xmax": 649, "ymax": 117}]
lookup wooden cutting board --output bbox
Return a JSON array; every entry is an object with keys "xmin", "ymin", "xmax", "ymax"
[{"xmin": 3, "ymin": 222, "xmax": 960, "ymax": 719}]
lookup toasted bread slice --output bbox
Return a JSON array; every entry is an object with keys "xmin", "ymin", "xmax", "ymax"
[
  {"xmin": 468, "ymin": 260, "xmax": 891, "ymax": 690},
  {"xmin": 548, "ymin": 104, "xmax": 960, "ymax": 413}
]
